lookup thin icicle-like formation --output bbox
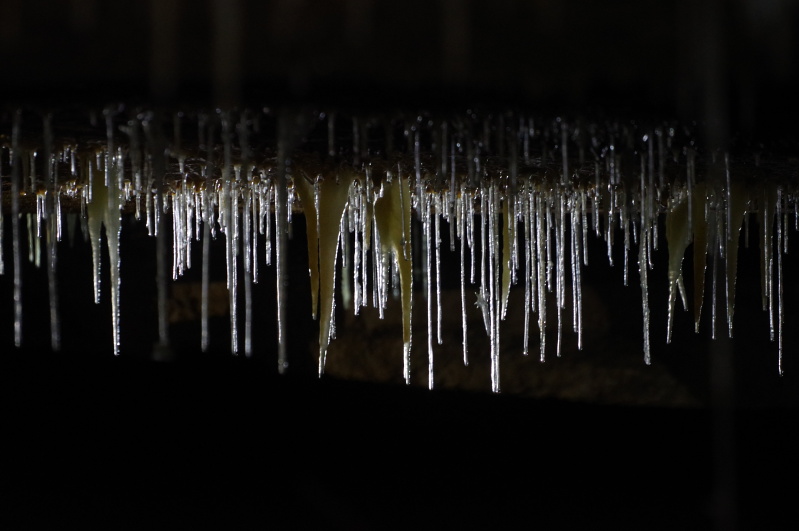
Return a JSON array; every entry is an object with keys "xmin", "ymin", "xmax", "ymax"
[
  {"xmin": 423, "ymin": 186, "xmax": 435, "ymax": 389},
  {"xmin": 639, "ymin": 169, "xmax": 652, "ymax": 365},
  {"xmin": 725, "ymin": 177, "xmax": 747, "ymax": 339},
  {"xmin": 243, "ymin": 181, "xmax": 254, "ymax": 357},
  {"xmin": 488, "ymin": 181, "xmax": 501, "ymax": 392},
  {"xmin": 777, "ymin": 187, "xmax": 785, "ymax": 375},
  {"xmin": 665, "ymin": 188, "xmax": 691, "ymax": 344},
  {"xmin": 86, "ymin": 142, "xmax": 123, "ymax": 355},
  {"xmin": 435, "ymin": 193, "xmax": 443, "ymax": 346},
  {"xmin": 10, "ymin": 112, "xmax": 23, "ymax": 347},
  {"xmin": 570, "ymin": 193, "xmax": 583, "ymax": 351},
  {"xmin": 0, "ymin": 109, "xmax": 795, "ymax": 387},
  {"xmin": 522, "ymin": 186, "xmax": 532, "ymax": 357},
  {"xmin": 535, "ymin": 191, "xmax": 548, "ymax": 362},
  {"xmin": 43, "ymin": 114, "xmax": 61, "ymax": 351},
  {"xmin": 459, "ymin": 183, "xmax": 469, "ymax": 366},
  {"xmin": 274, "ymin": 118, "xmax": 290, "ymax": 374},
  {"xmin": 220, "ymin": 115, "xmax": 239, "ymax": 355},
  {"xmin": 555, "ymin": 189, "xmax": 565, "ymax": 357},
  {"xmin": 201, "ymin": 220, "xmax": 212, "ymax": 352}
]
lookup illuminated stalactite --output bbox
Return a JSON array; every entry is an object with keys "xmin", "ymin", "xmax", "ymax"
[{"xmin": 0, "ymin": 108, "xmax": 795, "ymax": 388}]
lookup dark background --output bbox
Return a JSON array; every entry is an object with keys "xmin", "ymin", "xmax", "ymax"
[{"xmin": 2, "ymin": 1, "xmax": 799, "ymax": 529}]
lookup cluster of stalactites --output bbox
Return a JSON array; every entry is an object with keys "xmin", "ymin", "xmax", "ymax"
[{"xmin": 0, "ymin": 109, "xmax": 794, "ymax": 389}]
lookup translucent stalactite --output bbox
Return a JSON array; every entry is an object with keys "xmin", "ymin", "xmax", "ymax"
[
  {"xmin": 639, "ymin": 178, "xmax": 651, "ymax": 365},
  {"xmin": 692, "ymin": 184, "xmax": 709, "ymax": 333},
  {"xmin": 522, "ymin": 187, "xmax": 532, "ymax": 357},
  {"xmin": 374, "ymin": 173, "xmax": 414, "ymax": 384},
  {"xmin": 435, "ymin": 193, "xmax": 443, "ymax": 346},
  {"xmin": 11, "ymin": 112, "xmax": 23, "ymax": 347},
  {"xmin": 555, "ymin": 191, "xmax": 565, "ymax": 357},
  {"xmin": 87, "ymin": 150, "xmax": 122, "ymax": 355},
  {"xmin": 201, "ymin": 220, "xmax": 211, "ymax": 353},
  {"xmin": 759, "ymin": 184, "xmax": 778, "ymax": 341},
  {"xmin": 665, "ymin": 187, "xmax": 690, "ymax": 344},
  {"xmin": 361, "ymin": 172, "xmax": 372, "ymax": 310},
  {"xmin": 0, "ymin": 108, "xmax": 795, "ymax": 388},
  {"xmin": 274, "ymin": 127, "xmax": 289, "ymax": 373},
  {"xmin": 535, "ymin": 190, "xmax": 547, "ymax": 362},
  {"xmin": 777, "ymin": 187, "xmax": 785, "ymax": 374},
  {"xmin": 243, "ymin": 185, "xmax": 254, "ymax": 357},
  {"xmin": 1, "ymin": 146, "xmax": 5, "ymax": 275},
  {"xmin": 295, "ymin": 175, "xmax": 320, "ymax": 320},
  {"xmin": 306, "ymin": 170, "xmax": 356, "ymax": 375},
  {"xmin": 487, "ymin": 180, "xmax": 501, "ymax": 392},
  {"xmin": 459, "ymin": 182, "xmax": 469, "ymax": 366},
  {"xmin": 500, "ymin": 193, "xmax": 512, "ymax": 319},
  {"xmin": 570, "ymin": 197, "xmax": 583, "ymax": 350},
  {"xmin": 725, "ymin": 182, "xmax": 747, "ymax": 338}
]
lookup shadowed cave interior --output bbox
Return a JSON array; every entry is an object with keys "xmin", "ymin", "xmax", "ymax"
[{"xmin": 2, "ymin": 1, "xmax": 799, "ymax": 529}]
